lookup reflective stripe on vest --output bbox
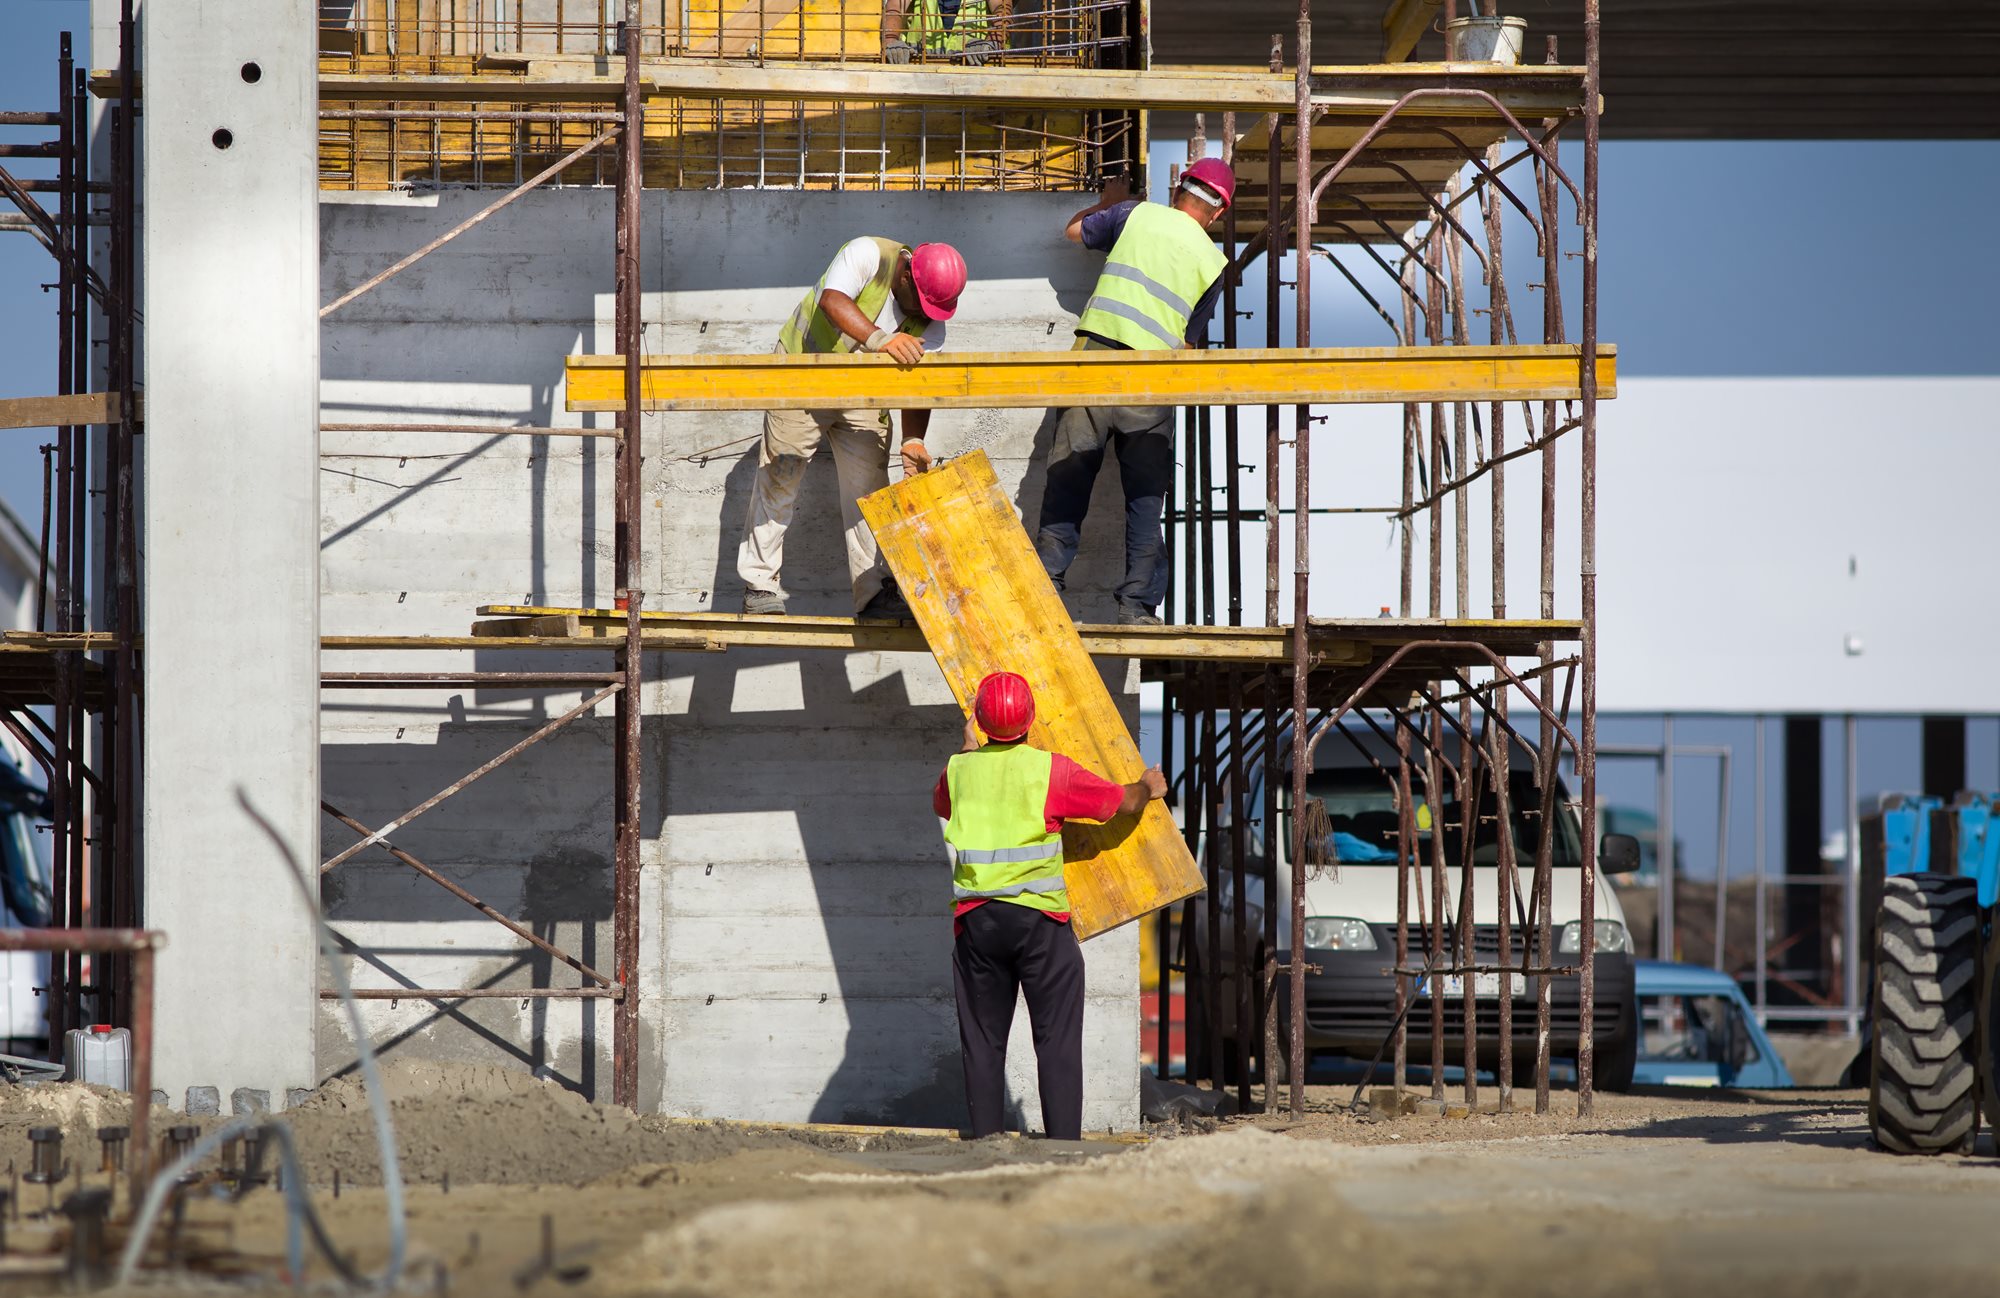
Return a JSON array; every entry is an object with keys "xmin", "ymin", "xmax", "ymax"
[
  {"xmin": 943, "ymin": 742, "xmax": 1068, "ymax": 913},
  {"xmin": 776, "ymin": 237, "xmax": 926, "ymax": 356},
  {"xmin": 1074, "ymin": 201, "xmax": 1226, "ymax": 352},
  {"xmin": 905, "ymin": 0, "xmax": 991, "ymax": 52},
  {"xmin": 953, "ymin": 874, "xmax": 1067, "ymax": 901}
]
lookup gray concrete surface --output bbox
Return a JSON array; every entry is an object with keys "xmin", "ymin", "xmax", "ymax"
[
  {"xmin": 141, "ymin": 0, "xmax": 321, "ymax": 1108},
  {"xmin": 316, "ymin": 188, "xmax": 1145, "ymax": 1130}
]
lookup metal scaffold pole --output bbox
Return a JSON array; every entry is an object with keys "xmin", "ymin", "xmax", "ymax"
[
  {"xmin": 1575, "ymin": 0, "xmax": 1603, "ymax": 1116},
  {"xmin": 1285, "ymin": 2, "xmax": 1311, "ymax": 1122},
  {"xmin": 612, "ymin": 0, "xmax": 646, "ymax": 1110}
]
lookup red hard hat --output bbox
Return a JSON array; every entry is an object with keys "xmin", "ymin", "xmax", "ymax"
[
  {"xmin": 974, "ymin": 671, "xmax": 1035, "ymax": 742},
  {"xmin": 909, "ymin": 242, "xmax": 967, "ymax": 321},
  {"xmin": 1182, "ymin": 157, "xmax": 1236, "ymax": 210}
]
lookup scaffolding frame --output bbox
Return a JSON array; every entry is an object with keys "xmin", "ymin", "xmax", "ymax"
[{"xmin": 0, "ymin": 0, "xmax": 1640, "ymax": 1126}]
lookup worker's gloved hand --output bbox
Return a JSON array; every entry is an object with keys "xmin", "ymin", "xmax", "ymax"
[
  {"xmin": 883, "ymin": 39, "xmax": 916, "ymax": 64},
  {"xmin": 959, "ymin": 39, "xmax": 1001, "ymax": 65},
  {"xmin": 1141, "ymin": 767, "xmax": 1168, "ymax": 800},
  {"xmin": 1101, "ymin": 173, "xmax": 1132, "ymax": 205},
  {"xmin": 864, "ymin": 328, "xmax": 927, "ymax": 366},
  {"xmin": 900, "ymin": 437, "xmax": 934, "ymax": 476}
]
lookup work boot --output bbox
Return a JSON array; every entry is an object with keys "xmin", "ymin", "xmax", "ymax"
[
  {"xmin": 742, "ymin": 589, "xmax": 787, "ymax": 616},
  {"xmin": 856, "ymin": 582, "xmax": 915, "ymax": 623},
  {"xmin": 1117, "ymin": 605, "xmax": 1163, "ymax": 627}
]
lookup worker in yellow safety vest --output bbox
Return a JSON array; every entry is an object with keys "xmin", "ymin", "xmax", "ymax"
[
  {"xmin": 933, "ymin": 672, "xmax": 1167, "ymax": 1139},
  {"xmin": 1035, "ymin": 158, "xmax": 1234, "ymax": 625},
  {"xmin": 882, "ymin": 0, "xmax": 1012, "ymax": 64},
  {"xmin": 736, "ymin": 237, "xmax": 969, "ymax": 620}
]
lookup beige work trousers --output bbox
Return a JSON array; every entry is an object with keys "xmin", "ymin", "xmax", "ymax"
[{"xmin": 736, "ymin": 406, "xmax": 894, "ymax": 613}]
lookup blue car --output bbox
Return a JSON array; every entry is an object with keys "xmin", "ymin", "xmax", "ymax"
[{"xmin": 1632, "ymin": 961, "xmax": 1794, "ymax": 1089}]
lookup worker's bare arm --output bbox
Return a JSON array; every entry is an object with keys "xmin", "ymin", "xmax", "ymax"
[
  {"xmin": 820, "ymin": 288, "xmax": 924, "ymax": 365},
  {"xmin": 1116, "ymin": 766, "xmax": 1168, "ymax": 817},
  {"xmin": 961, "ymin": 714, "xmax": 982, "ymax": 752},
  {"xmin": 1064, "ymin": 175, "xmax": 1132, "ymax": 243},
  {"xmin": 818, "ymin": 288, "xmax": 883, "ymax": 349}
]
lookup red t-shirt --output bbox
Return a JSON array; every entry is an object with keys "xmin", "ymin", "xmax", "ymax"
[{"xmin": 934, "ymin": 749, "xmax": 1126, "ymax": 929}]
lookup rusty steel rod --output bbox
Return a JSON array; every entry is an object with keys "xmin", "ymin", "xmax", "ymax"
[
  {"xmin": 1576, "ymin": 0, "xmax": 1603, "ymax": 1115},
  {"xmin": 325, "ymin": 987, "xmax": 622, "ymax": 1000},
  {"xmin": 1285, "ymin": 3, "xmax": 1312, "ymax": 1122},
  {"xmin": 319, "ymin": 684, "xmax": 622, "ymax": 874},
  {"xmin": 0, "ymin": 930, "xmax": 161, "ymax": 1201},
  {"xmin": 321, "ymin": 800, "xmax": 621, "ymax": 988},
  {"xmin": 611, "ymin": 0, "xmax": 647, "ymax": 1113},
  {"xmin": 319, "ymin": 126, "xmax": 619, "ymax": 319}
]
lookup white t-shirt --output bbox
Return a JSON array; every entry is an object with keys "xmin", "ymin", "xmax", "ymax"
[{"xmin": 817, "ymin": 237, "xmax": 950, "ymax": 353}]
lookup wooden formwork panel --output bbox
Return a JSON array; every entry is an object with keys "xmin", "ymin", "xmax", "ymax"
[{"xmin": 858, "ymin": 451, "xmax": 1204, "ymax": 941}]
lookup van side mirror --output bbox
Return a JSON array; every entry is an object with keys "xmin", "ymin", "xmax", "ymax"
[{"xmin": 1599, "ymin": 832, "xmax": 1642, "ymax": 875}]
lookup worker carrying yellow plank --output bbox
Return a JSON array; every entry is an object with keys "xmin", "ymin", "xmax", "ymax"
[
  {"xmin": 1034, "ymin": 159, "xmax": 1235, "ymax": 626},
  {"xmin": 735, "ymin": 237, "xmax": 968, "ymax": 621},
  {"xmin": 881, "ymin": 0, "xmax": 1012, "ymax": 65},
  {"xmin": 934, "ymin": 672, "xmax": 1167, "ymax": 1139}
]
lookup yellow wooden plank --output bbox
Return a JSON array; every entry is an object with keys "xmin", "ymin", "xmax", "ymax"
[
  {"xmin": 0, "ymin": 391, "xmax": 134, "ymax": 430},
  {"xmin": 316, "ymin": 60, "xmax": 1586, "ymax": 115},
  {"xmin": 1382, "ymin": 0, "xmax": 1443, "ymax": 62},
  {"xmin": 857, "ymin": 451, "xmax": 1204, "ymax": 941},
  {"xmin": 565, "ymin": 344, "xmax": 1616, "ymax": 412}
]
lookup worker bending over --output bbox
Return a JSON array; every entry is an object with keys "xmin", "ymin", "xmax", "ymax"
[
  {"xmin": 882, "ymin": 0, "xmax": 1011, "ymax": 65},
  {"xmin": 935, "ymin": 672, "xmax": 1167, "ymax": 1139},
  {"xmin": 736, "ymin": 237, "xmax": 968, "ymax": 620},
  {"xmin": 1035, "ymin": 160, "xmax": 1234, "ymax": 626}
]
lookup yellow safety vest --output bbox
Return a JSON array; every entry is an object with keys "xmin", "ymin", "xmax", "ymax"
[
  {"xmin": 943, "ymin": 743, "xmax": 1068, "ymax": 914},
  {"xmin": 1075, "ymin": 201, "xmax": 1226, "ymax": 351},
  {"xmin": 904, "ymin": 0, "xmax": 992, "ymax": 53},
  {"xmin": 776, "ymin": 237, "xmax": 930, "ymax": 355}
]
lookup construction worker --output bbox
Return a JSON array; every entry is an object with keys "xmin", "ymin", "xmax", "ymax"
[
  {"xmin": 934, "ymin": 672, "xmax": 1167, "ymax": 1140},
  {"xmin": 1035, "ymin": 159, "xmax": 1234, "ymax": 626},
  {"xmin": 881, "ymin": 0, "xmax": 1011, "ymax": 64},
  {"xmin": 736, "ymin": 237, "xmax": 968, "ymax": 620}
]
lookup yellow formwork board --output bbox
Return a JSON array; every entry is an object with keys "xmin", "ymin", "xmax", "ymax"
[
  {"xmin": 566, "ymin": 344, "xmax": 1617, "ymax": 412},
  {"xmin": 857, "ymin": 451, "xmax": 1204, "ymax": 941}
]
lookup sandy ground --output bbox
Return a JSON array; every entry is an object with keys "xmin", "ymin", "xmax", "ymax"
[{"xmin": 0, "ymin": 1063, "xmax": 1994, "ymax": 1295}]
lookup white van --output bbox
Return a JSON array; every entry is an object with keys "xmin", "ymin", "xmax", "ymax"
[{"xmin": 1195, "ymin": 730, "xmax": 1643, "ymax": 1090}]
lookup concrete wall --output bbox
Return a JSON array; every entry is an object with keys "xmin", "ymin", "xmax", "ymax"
[
  {"xmin": 318, "ymin": 188, "xmax": 1144, "ymax": 1130},
  {"xmin": 142, "ymin": 0, "xmax": 322, "ymax": 1106}
]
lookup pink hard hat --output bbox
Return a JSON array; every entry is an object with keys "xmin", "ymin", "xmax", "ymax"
[
  {"xmin": 1182, "ymin": 157, "xmax": 1236, "ymax": 210},
  {"xmin": 909, "ymin": 242, "xmax": 967, "ymax": 321},
  {"xmin": 974, "ymin": 671, "xmax": 1034, "ymax": 742}
]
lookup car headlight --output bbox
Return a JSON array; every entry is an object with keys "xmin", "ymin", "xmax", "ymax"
[
  {"xmin": 1303, "ymin": 917, "xmax": 1378, "ymax": 951},
  {"xmin": 1557, "ymin": 920, "xmax": 1631, "ymax": 955}
]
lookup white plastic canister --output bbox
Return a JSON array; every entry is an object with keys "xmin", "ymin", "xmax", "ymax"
[{"xmin": 63, "ymin": 1024, "xmax": 132, "ymax": 1090}]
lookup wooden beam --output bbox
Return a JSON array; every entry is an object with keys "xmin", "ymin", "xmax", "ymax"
[
  {"xmin": 472, "ymin": 606, "xmax": 1388, "ymax": 665},
  {"xmin": 565, "ymin": 345, "xmax": 1618, "ymax": 413},
  {"xmin": 0, "ymin": 391, "xmax": 135, "ymax": 430},
  {"xmin": 316, "ymin": 59, "xmax": 1585, "ymax": 118},
  {"xmin": 1382, "ymin": 0, "xmax": 1444, "ymax": 63}
]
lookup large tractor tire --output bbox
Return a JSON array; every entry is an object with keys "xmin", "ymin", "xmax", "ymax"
[{"xmin": 1870, "ymin": 874, "xmax": 1981, "ymax": 1154}]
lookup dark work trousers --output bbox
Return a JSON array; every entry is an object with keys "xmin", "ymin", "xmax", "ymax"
[
  {"xmin": 952, "ymin": 900, "xmax": 1087, "ymax": 1140},
  {"xmin": 1033, "ymin": 404, "xmax": 1175, "ymax": 616}
]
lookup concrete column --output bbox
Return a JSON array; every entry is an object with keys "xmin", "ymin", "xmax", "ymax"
[{"xmin": 142, "ymin": 2, "xmax": 319, "ymax": 1106}]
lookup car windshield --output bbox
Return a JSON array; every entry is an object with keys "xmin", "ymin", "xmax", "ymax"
[{"xmin": 1298, "ymin": 768, "xmax": 1583, "ymax": 869}]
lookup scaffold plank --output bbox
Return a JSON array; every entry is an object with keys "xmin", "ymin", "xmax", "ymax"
[
  {"xmin": 471, "ymin": 607, "xmax": 1384, "ymax": 665},
  {"xmin": 857, "ymin": 450, "xmax": 1205, "ymax": 941},
  {"xmin": 565, "ymin": 345, "xmax": 1616, "ymax": 413},
  {"xmin": 314, "ymin": 60, "xmax": 1587, "ymax": 117}
]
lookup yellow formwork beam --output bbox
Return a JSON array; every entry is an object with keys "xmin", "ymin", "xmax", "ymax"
[
  {"xmin": 566, "ymin": 344, "xmax": 1617, "ymax": 413},
  {"xmin": 316, "ymin": 59, "xmax": 1587, "ymax": 117}
]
